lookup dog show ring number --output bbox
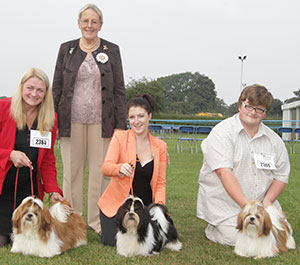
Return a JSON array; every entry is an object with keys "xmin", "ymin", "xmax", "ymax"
[{"xmin": 30, "ymin": 130, "xmax": 51, "ymax": 149}]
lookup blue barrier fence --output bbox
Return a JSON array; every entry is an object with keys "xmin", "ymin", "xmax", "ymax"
[
  {"xmin": 148, "ymin": 120, "xmax": 300, "ymax": 141},
  {"xmin": 149, "ymin": 119, "xmax": 300, "ymax": 130},
  {"xmin": 147, "ymin": 120, "xmax": 300, "ymax": 153}
]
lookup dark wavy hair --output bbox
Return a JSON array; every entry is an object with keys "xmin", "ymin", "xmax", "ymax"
[{"xmin": 127, "ymin": 94, "xmax": 158, "ymax": 114}]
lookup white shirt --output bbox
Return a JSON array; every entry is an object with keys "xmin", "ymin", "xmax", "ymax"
[{"xmin": 197, "ymin": 114, "xmax": 290, "ymax": 226}]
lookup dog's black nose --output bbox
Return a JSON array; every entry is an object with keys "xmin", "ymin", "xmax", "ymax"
[
  {"xmin": 250, "ymin": 217, "xmax": 255, "ymax": 222},
  {"xmin": 26, "ymin": 213, "xmax": 33, "ymax": 220},
  {"xmin": 128, "ymin": 212, "xmax": 136, "ymax": 220}
]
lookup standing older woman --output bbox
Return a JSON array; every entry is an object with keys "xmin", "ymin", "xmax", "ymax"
[
  {"xmin": 0, "ymin": 68, "xmax": 63, "ymax": 247},
  {"xmin": 52, "ymin": 3, "xmax": 127, "ymax": 234},
  {"xmin": 97, "ymin": 94, "xmax": 168, "ymax": 246}
]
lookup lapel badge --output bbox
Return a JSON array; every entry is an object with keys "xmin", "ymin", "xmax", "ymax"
[
  {"xmin": 69, "ymin": 47, "xmax": 74, "ymax": 54},
  {"xmin": 96, "ymin": 52, "xmax": 109, "ymax": 64}
]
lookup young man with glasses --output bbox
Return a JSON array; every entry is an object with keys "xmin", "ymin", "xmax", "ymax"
[{"xmin": 196, "ymin": 84, "xmax": 290, "ymax": 246}]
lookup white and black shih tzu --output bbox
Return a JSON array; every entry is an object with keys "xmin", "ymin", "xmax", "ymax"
[
  {"xmin": 115, "ymin": 195, "xmax": 182, "ymax": 257},
  {"xmin": 10, "ymin": 196, "xmax": 87, "ymax": 257},
  {"xmin": 234, "ymin": 200, "xmax": 296, "ymax": 259}
]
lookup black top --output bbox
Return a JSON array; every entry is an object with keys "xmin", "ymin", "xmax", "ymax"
[
  {"xmin": 0, "ymin": 120, "xmax": 40, "ymax": 235},
  {"xmin": 132, "ymin": 156, "xmax": 154, "ymax": 206},
  {"xmin": 1, "ymin": 120, "xmax": 39, "ymax": 201}
]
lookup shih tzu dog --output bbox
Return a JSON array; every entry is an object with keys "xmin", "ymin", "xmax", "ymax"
[
  {"xmin": 11, "ymin": 196, "xmax": 87, "ymax": 257},
  {"xmin": 234, "ymin": 200, "xmax": 295, "ymax": 259},
  {"xmin": 115, "ymin": 195, "xmax": 182, "ymax": 257}
]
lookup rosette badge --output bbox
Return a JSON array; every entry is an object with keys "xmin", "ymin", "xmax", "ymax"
[{"xmin": 96, "ymin": 52, "xmax": 109, "ymax": 64}]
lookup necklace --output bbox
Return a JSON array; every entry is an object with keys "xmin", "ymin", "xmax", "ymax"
[{"xmin": 80, "ymin": 38, "xmax": 100, "ymax": 52}]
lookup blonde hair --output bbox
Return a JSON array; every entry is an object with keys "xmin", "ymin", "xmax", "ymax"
[
  {"xmin": 78, "ymin": 3, "xmax": 103, "ymax": 24},
  {"xmin": 10, "ymin": 67, "xmax": 55, "ymax": 133}
]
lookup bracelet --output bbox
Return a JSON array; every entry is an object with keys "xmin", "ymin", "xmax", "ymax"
[{"xmin": 49, "ymin": 192, "xmax": 54, "ymax": 198}]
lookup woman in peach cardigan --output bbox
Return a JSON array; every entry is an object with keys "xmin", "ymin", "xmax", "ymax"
[{"xmin": 97, "ymin": 94, "xmax": 168, "ymax": 246}]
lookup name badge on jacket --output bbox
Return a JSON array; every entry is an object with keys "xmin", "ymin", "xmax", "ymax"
[
  {"xmin": 254, "ymin": 153, "xmax": 276, "ymax": 170},
  {"xmin": 30, "ymin": 130, "xmax": 51, "ymax": 149}
]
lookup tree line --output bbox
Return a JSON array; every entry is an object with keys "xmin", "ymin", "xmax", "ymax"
[{"xmin": 126, "ymin": 72, "xmax": 300, "ymax": 118}]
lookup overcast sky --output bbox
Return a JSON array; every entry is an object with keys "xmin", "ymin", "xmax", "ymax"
[{"xmin": 0, "ymin": 0, "xmax": 299, "ymax": 105}]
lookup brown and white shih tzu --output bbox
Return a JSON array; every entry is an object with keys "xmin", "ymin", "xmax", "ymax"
[
  {"xmin": 11, "ymin": 196, "xmax": 87, "ymax": 257},
  {"xmin": 115, "ymin": 195, "xmax": 182, "ymax": 257},
  {"xmin": 234, "ymin": 200, "xmax": 295, "ymax": 259}
]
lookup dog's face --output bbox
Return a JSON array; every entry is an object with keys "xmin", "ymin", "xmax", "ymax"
[
  {"xmin": 116, "ymin": 196, "xmax": 149, "ymax": 234},
  {"xmin": 12, "ymin": 196, "xmax": 52, "ymax": 235},
  {"xmin": 237, "ymin": 200, "xmax": 272, "ymax": 236}
]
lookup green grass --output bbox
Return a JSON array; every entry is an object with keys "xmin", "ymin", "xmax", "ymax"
[{"xmin": 1, "ymin": 139, "xmax": 300, "ymax": 265}]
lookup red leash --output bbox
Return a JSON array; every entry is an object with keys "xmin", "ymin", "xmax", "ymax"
[
  {"xmin": 128, "ymin": 156, "xmax": 140, "ymax": 197},
  {"xmin": 14, "ymin": 166, "xmax": 34, "ymax": 210},
  {"xmin": 129, "ymin": 162, "xmax": 134, "ymax": 196}
]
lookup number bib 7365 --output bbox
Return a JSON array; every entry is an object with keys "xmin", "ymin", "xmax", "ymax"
[{"xmin": 254, "ymin": 153, "xmax": 276, "ymax": 170}]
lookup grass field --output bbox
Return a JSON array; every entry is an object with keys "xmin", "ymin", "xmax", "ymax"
[{"xmin": 0, "ymin": 138, "xmax": 299, "ymax": 265}]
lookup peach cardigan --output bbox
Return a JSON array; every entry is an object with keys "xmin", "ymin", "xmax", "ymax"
[{"xmin": 97, "ymin": 129, "xmax": 167, "ymax": 217}]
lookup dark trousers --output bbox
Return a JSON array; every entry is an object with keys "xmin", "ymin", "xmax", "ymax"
[{"xmin": 100, "ymin": 210, "xmax": 117, "ymax": 246}]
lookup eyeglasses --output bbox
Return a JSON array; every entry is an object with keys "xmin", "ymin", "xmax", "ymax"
[{"xmin": 242, "ymin": 102, "xmax": 266, "ymax": 114}]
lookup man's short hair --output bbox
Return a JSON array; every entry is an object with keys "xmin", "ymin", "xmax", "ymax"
[{"xmin": 238, "ymin": 84, "xmax": 274, "ymax": 112}]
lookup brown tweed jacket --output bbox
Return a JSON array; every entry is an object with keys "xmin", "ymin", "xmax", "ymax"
[{"xmin": 52, "ymin": 38, "xmax": 127, "ymax": 138}]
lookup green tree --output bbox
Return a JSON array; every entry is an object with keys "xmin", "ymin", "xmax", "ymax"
[
  {"xmin": 293, "ymin": 88, "xmax": 300, "ymax": 98},
  {"xmin": 214, "ymin": 97, "xmax": 228, "ymax": 115},
  {"xmin": 126, "ymin": 77, "xmax": 165, "ymax": 112},
  {"xmin": 268, "ymin": 98, "xmax": 283, "ymax": 118},
  {"xmin": 225, "ymin": 102, "xmax": 238, "ymax": 116},
  {"xmin": 158, "ymin": 72, "xmax": 219, "ymax": 114},
  {"xmin": 284, "ymin": 88, "xmax": 300, "ymax": 103},
  {"xmin": 284, "ymin": 97, "xmax": 299, "ymax": 104}
]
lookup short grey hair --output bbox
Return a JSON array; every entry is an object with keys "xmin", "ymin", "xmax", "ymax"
[{"xmin": 78, "ymin": 3, "xmax": 103, "ymax": 24}]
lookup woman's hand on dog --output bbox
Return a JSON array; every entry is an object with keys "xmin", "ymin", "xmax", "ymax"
[{"xmin": 50, "ymin": 192, "xmax": 73, "ymax": 209}]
